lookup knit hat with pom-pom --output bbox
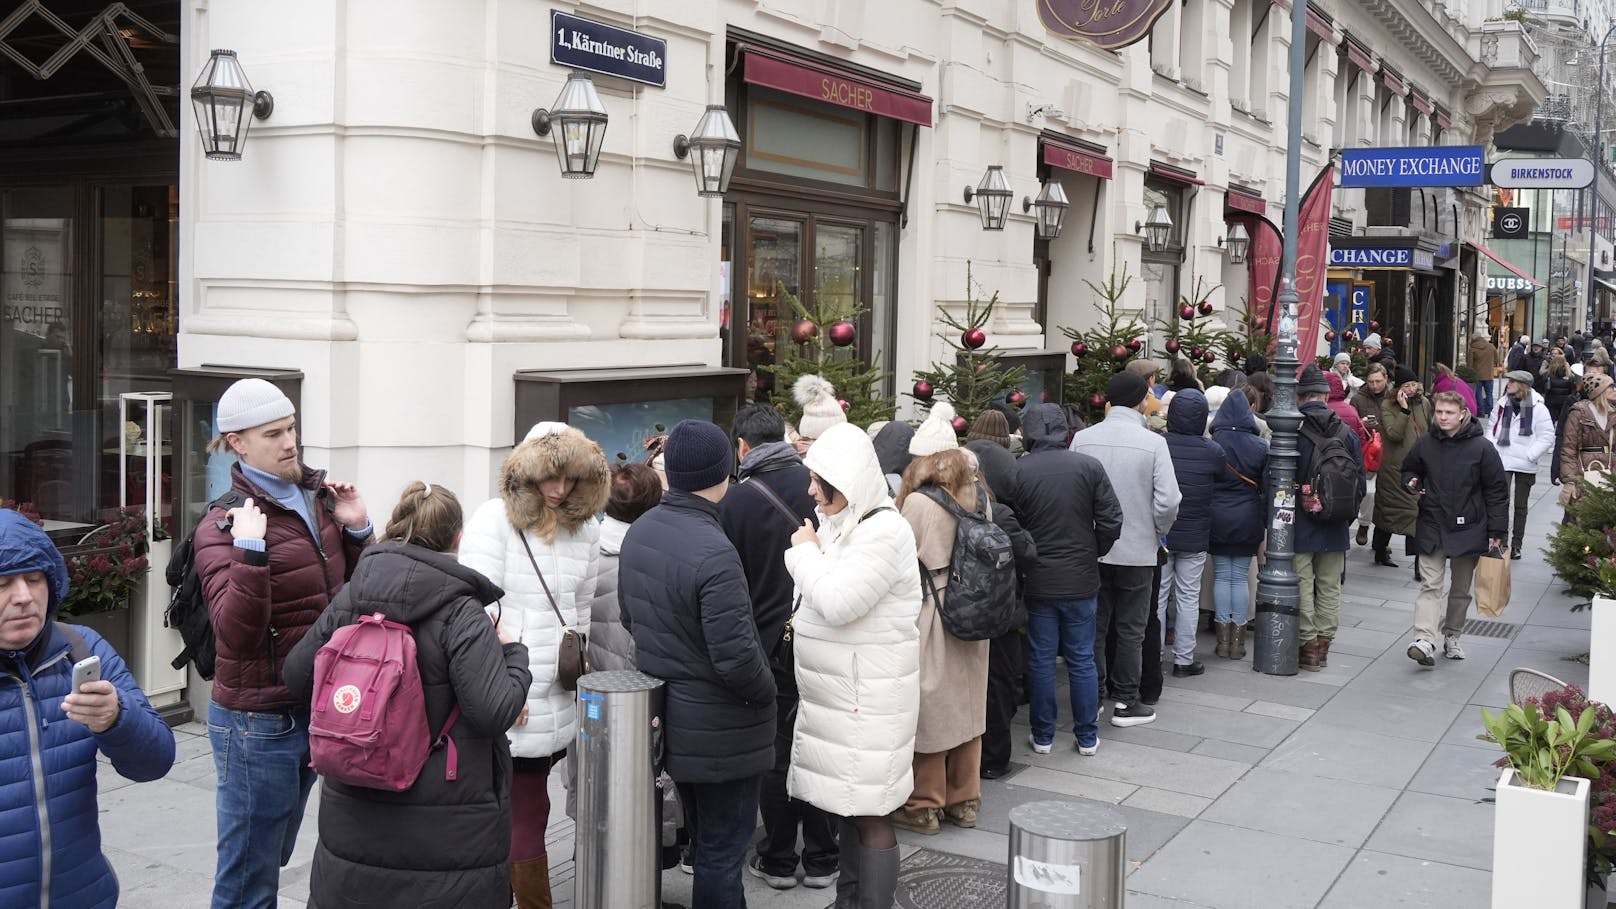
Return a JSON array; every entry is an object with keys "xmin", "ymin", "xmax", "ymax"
[
  {"xmin": 909, "ymin": 402, "xmax": 960, "ymax": 457},
  {"xmin": 793, "ymin": 374, "xmax": 847, "ymax": 440}
]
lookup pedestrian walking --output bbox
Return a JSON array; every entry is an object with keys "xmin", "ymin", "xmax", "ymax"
[
  {"xmin": 1559, "ymin": 373, "xmax": 1616, "ymax": 519},
  {"xmin": 1469, "ymin": 329, "xmax": 1499, "ymax": 415},
  {"xmin": 458, "ymin": 422, "xmax": 609, "ymax": 908},
  {"xmin": 1375, "ymin": 366, "xmax": 1433, "ymax": 568},
  {"xmin": 1327, "ymin": 371, "xmax": 1369, "ymax": 442},
  {"xmin": 1208, "ymin": 388, "xmax": 1268, "ymax": 660},
  {"xmin": 284, "ymin": 483, "xmax": 532, "ymax": 909},
  {"xmin": 894, "ymin": 447, "xmax": 991, "ymax": 834},
  {"xmin": 1070, "ymin": 372, "xmax": 1182, "ymax": 727},
  {"xmin": 1542, "ymin": 351, "xmax": 1576, "ymax": 428},
  {"xmin": 1400, "ymin": 392, "xmax": 1509, "ymax": 666},
  {"xmin": 1506, "ymin": 335, "xmax": 1529, "ymax": 372},
  {"xmin": 0, "ymin": 509, "xmax": 176, "ymax": 909},
  {"xmin": 1158, "ymin": 389, "xmax": 1225, "ymax": 678},
  {"xmin": 1362, "ymin": 333, "xmax": 1397, "ymax": 374},
  {"xmin": 1350, "ymin": 363, "xmax": 1392, "ymax": 547},
  {"xmin": 1432, "ymin": 363, "xmax": 1479, "ymax": 416},
  {"xmin": 1294, "ymin": 366, "xmax": 1365, "ymax": 671},
  {"xmin": 963, "ymin": 440, "xmax": 1039, "ymax": 775},
  {"xmin": 782, "ymin": 422, "xmax": 921, "ymax": 909},
  {"xmin": 619, "ymin": 420, "xmax": 776, "ymax": 909},
  {"xmin": 1555, "ymin": 361, "xmax": 1612, "ymax": 484},
  {"xmin": 194, "ymin": 379, "xmax": 373, "ymax": 909},
  {"xmin": 1332, "ymin": 352, "xmax": 1364, "ymax": 393},
  {"xmin": 1488, "ymin": 371, "xmax": 1556, "ymax": 560},
  {"xmin": 718, "ymin": 405, "xmax": 837, "ymax": 893},
  {"xmin": 1014, "ymin": 405, "xmax": 1122, "ymax": 757}
]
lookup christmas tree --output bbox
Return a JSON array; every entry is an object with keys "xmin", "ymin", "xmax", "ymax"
[
  {"xmin": 759, "ymin": 281, "xmax": 896, "ymax": 429},
  {"xmin": 1059, "ymin": 267, "xmax": 1150, "ymax": 425},
  {"xmin": 1546, "ymin": 480, "xmax": 1616, "ymax": 606},
  {"xmin": 1227, "ymin": 295, "xmax": 1276, "ymax": 370},
  {"xmin": 908, "ymin": 262, "xmax": 1027, "ymax": 426},
  {"xmin": 1151, "ymin": 277, "xmax": 1239, "ymax": 385}
]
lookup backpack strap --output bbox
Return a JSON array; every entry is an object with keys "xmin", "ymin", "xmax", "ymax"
[
  {"xmin": 435, "ymin": 704, "xmax": 463, "ymax": 781},
  {"xmin": 55, "ymin": 622, "xmax": 91, "ymax": 664},
  {"xmin": 740, "ymin": 478, "xmax": 801, "ymax": 529}
]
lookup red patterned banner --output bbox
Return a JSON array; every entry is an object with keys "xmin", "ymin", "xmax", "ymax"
[
  {"xmin": 1240, "ymin": 215, "xmax": 1283, "ymax": 343},
  {"xmin": 1294, "ymin": 164, "xmax": 1337, "ymax": 365},
  {"xmin": 1038, "ymin": 0, "xmax": 1175, "ymax": 51}
]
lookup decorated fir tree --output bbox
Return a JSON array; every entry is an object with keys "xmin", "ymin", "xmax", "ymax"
[
  {"xmin": 1152, "ymin": 277, "xmax": 1239, "ymax": 385},
  {"xmin": 760, "ymin": 281, "xmax": 896, "ymax": 429},
  {"xmin": 1228, "ymin": 296, "xmax": 1276, "ymax": 370},
  {"xmin": 1059, "ymin": 268, "xmax": 1150, "ymax": 424},
  {"xmin": 908, "ymin": 263, "xmax": 1027, "ymax": 428},
  {"xmin": 1546, "ymin": 480, "xmax": 1616, "ymax": 606}
]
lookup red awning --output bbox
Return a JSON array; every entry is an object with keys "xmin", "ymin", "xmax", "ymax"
[
  {"xmin": 1305, "ymin": 4, "xmax": 1334, "ymax": 41},
  {"xmin": 1042, "ymin": 136, "xmax": 1113, "ymax": 180},
  {"xmin": 1225, "ymin": 186, "xmax": 1265, "ymax": 215},
  {"xmin": 1149, "ymin": 161, "xmax": 1204, "ymax": 186},
  {"xmin": 1343, "ymin": 36, "xmax": 1375, "ymax": 74},
  {"xmin": 1470, "ymin": 242, "xmax": 1541, "ymax": 286},
  {"xmin": 1410, "ymin": 91, "xmax": 1433, "ymax": 116},
  {"xmin": 1380, "ymin": 66, "xmax": 1407, "ymax": 97},
  {"xmin": 742, "ymin": 47, "xmax": 932, "ymax": 127}
]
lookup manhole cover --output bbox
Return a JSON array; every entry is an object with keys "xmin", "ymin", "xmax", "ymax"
[
  {"xmin": 1462, "ymin": 618, "xmax": 1518, "ymax": 639},
  {"xmin": 892, "ymin": 849, "xmax": 1005, "ymax": 908}
]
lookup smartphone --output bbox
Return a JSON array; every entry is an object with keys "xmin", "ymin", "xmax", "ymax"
[{"xmin": 71, "ymin": 655, "xmax": 102, "ymax": 693}]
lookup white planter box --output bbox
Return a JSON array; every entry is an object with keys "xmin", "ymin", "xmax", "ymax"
[
  {"xmin": 1493, "ymin": 768, "xmax": 1590, "ymax": 909},
  {"xmin": 130, "ymin": 539, "xmax": 188, "ymax": 706},
  {"xmin": 1591, "ymin": 595, "xmax": 1616, "ymax": 708}
]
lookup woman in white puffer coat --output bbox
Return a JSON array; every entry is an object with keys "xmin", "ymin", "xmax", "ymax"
[
  {"xmin": 459, "ymin": 422, "xmax": 608, "ymax": 908},
  {"xmin": 784, "ymin": 421, "xmax": 921, "ymax": 909}
]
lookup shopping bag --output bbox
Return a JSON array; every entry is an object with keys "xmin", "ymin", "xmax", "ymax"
[{"xmin": 1475, "ymin": 549, "xmax": 1513, "ymax": 619}]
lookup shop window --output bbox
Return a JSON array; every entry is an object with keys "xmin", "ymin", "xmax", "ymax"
[{"xmin": 741, "ymin": 87, "xmax": 899, "ymax": 192}]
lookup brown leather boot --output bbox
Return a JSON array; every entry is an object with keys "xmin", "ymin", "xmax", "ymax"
[
  {"xmin": 511, "ymin": 856, "xmax": 552, "ymax": 909},
  {"xmin": 1298, "ymin": 638, "xmax": 1323, "ymax": 672},
  {"xmin": 1315, "ymin": 636, "xmax": 1331, "ymax": 669},
  {"xmin": 1214, "ymin": 622, "xmax": 1232, "ymax": 659},
  {"xmin": 1230, "ymin": 622, "xmax": 1247, "ymax": 661}
]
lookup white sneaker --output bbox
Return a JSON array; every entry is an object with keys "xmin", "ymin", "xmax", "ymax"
[
  {"xmin": 1407, "ymin": 639, "xmax": 1436, "ymax": 667},
  {"xmin": 1443, "ymin": 637, "xmax": 1466, "ymax": 660},
  {"xmin": 1077, "ymin": 740, "xmax": 1099, "ymax": 756},
  {"xmin": 1027, "ymin": 734, "xmax": 1052, "ymax": 755}
]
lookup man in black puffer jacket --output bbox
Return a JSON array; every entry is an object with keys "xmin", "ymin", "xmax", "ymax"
[
  {"xmin": 1399, "ymin": 391, "xmax": 1508, "ymax": 668},
  {"xmin": 1014, "ymin": 404, "xmax": 1123, "ymax": 756},
  {"xmin": 620, "ymin": 420, "xmax": 776, "ymax": 909}
]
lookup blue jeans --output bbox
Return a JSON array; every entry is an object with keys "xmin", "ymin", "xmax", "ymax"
[
  {"xmin": 1473, "ymin": 380, "xmax": 1494, "ymax": 416},
  {"xmin": 1212, "ymin": 555, "xmax": 1253, "ymax": 624},
  {"xmin": 1026, "ymin": 597, "xmax": 1100, "ymax": 750},
  {"xmin": 209, "ymin": 702, "xmax": 317, "ymax": 909},
  {"xmin": 677, "ymin": 776, "xmax": 762, "ymax": 909}
]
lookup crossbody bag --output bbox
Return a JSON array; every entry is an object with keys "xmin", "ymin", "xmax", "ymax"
[{"xmin": 515, "ymin": 525, "xmax": 589, "ymax": 691}]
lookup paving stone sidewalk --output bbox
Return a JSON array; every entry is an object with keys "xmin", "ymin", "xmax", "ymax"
[{"xmin": 104, "ymin": 470, "xmax": 1588, "ymax": 908}]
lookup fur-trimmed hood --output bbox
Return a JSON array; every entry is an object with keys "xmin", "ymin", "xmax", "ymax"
[{"xmin": 501, "ymin": 423, "xmax": 610, "ymax": 541}]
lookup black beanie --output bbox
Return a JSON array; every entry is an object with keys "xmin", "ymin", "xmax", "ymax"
[
  {"xmin": 1244, "ymin": 353, "xmax": 1269, "ymax": 376},
  {"xmin": 1297, "ymin": 364, "xmax": 1330, "ymax": 396},
  {"xmin": 662, "ymin": 420, "xmax": 733, "ymax": 492},
  {"xmin": 1106, "ymin": 371, "xmax": 1150, "ymax": 409},
  {"xmin": 1394, "ymin": 365, "xmax": 1418, "ymax": 387}
]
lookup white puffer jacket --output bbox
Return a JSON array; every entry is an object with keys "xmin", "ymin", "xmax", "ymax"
[
  {"xmin": 459, "ymin": 423, "xmax": 608, "ymax": 759},
  {"xmin": 783, "ymin": 422, "xmax": 922, "ymax": 818},
  {"xmin": 1488, "ymin": 389, "xmax": 1557, "ymax": 475}
]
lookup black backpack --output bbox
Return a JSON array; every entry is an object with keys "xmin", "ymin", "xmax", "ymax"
[
  {"xmin": 1299, "ymin": 421, "xmax": 1363, "ymax": 523},
  {"xmin": 164, "ymin": 491, "xmax": 245, "ymax": 680},
  {"xmin": 916, "ymin": 485, "xmax": 1017, "ymax": 641}
]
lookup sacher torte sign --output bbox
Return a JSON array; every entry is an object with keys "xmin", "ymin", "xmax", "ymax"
[{"xmin": 1038, "ymin": 0, "xmax": 1174, "ymax": 51}]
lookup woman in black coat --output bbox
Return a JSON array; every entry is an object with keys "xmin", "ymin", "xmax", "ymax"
[
  {"xmin": 1542, "ymin": 351, "xmax": 1576, "ymax": 429},
  {"xmin": 284, "ymin": 483, "xmax": 532, "ymax": 909},
  {"xmin": 1208, "ymin": 388, "xmax": 1269, "ymax": 660}
]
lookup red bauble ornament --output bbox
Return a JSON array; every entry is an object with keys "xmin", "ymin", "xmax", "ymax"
[
  {"xmin": 1111, "ymin": 344, "xmax": 1130, "ymax": 361},
  {"xmin": 950, "ymin": 416, "xmax": 969, "ymax": 434},
  {"xmin": 1198, "ymin": 301, "xmax": 1214, "ymax": 316},
  {"xmin": 1090, "ymin": 392, "xmax": 1107, "ymax": 409},
  {"xmin": 1165, "ymin": 338, "xmax": 1182, "ymax": 354},
  {"xmin": 974, "ymin": 362, "xmax": 989, "ymax": 375},
  {"xmin": 1369, "ymin": 320, "xmax": 1380, "ymax": 331},
  {"xmin": 1128, "ymin": 337, "xmax": 1144, "ymax": 352},
  {"xmin": 1007, "ymin": 390, "xmax": 1027, "ymax": 406},
  {"xmin": 912, "ymin": 380, "xmax": 934, "ymax": 402},
  {"xmin": 828, "ymin": 321, "xmax": 856, "ymax": 347},
  {"xmin": 838, "ymin": 399, "xmax": 851, "ymax": 412},
  {"xmin": 1071, "ymin": 340, "xmax": 1088, "ymax": 358},
  {"xmin": 962, "ymin": 328, "xmax": 987, "ymax": 350},
  {"xmin": 1179, "ymin": 304, "xmax": 1196, "ymax": 320},
  {"xmin": 1324, "ymin": 330, "xmax": 1337, "ymax": 342},
  {"xmin": 1190, "ymin": 347, "xmax": 1204, "ymax": 360},
  {"xmin": 790, "ymin": 319, "xmax": 818, "ymax": 344},
  {"xmin": 1202, "ymin": 349, "xmax": 1216, "ymax": 364}
]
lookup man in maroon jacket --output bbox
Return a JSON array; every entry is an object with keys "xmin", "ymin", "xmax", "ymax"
[{"xmin": 193, "ymin": 378, "xmax": 371, "ymax": 909}]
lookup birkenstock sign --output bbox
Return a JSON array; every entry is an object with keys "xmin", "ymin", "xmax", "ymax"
[{"xmin": 1038, "ymin": 0, "xmax": 1174, "ymax": 50}]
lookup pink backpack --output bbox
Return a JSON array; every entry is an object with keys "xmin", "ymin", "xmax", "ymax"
[{"xmin": 308, "ymin": 613, "xmax": 461, "ymax": 791}]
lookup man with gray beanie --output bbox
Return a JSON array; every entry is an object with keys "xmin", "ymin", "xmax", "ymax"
[
  {"xmin": 1071, "ymin": 371, "xmax": 1180, "ymax": 727},
  {"xmin": 192, "ymin": 378, "xmax": 372, "ymax": 909},
  {"xmin": 620, "ymin": 419, "xmax": 776, "ymax": 909}
]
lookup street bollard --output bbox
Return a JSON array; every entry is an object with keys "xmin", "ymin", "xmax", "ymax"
[
  {"xmin": 1007, "ymin": 801, "xmax": 1126, "ymax": 909},
  {"xmin": 574, "ymin": 670, "xmax": 666, "ymax": 909}
]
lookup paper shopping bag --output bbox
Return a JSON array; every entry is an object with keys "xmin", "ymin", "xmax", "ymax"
[{"xmin": 1475, "ymin": 551, "xmax": 1513, "ymax": 619}]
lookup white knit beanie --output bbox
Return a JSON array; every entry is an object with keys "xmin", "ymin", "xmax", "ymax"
[
  {"xmin": 1362, "ymin": 333, "xmax": 1383, "ymax": 350},
  {"xmin": 909, "ymin": 402, "xmax": 959, "ymax": 456},
  {"xmin": 216, "ymin": 378, "xmax": 295, "ymax": 433},
  {"xmin": 793, "ymin": 374, "xmax": 847, "ymax": 440}
]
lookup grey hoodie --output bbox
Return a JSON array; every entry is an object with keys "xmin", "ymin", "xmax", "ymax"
[{"xmin": 1070, "ymin": 406, "xmax": 1182, "ymax": 566}]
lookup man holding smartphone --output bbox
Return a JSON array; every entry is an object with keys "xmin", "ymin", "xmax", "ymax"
[{"xmin": 0, "ymin": 507, "xmax": 176, "ymax": 908}]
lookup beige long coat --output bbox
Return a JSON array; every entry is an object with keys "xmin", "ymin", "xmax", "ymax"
[{"xmin": 901, "ymin": 490, "xmax": 990, "ymax": 755}]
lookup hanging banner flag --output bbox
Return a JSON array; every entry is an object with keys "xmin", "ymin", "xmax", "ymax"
[
  {"xmin": 1038, "ymin": 0, "xmax": 1174, "ymax": 51},
  {"xmin": 1294, "ymin": 163, "xmax": 1337, "ymax": 365},
  {"xmin": 1238, "ymin": 214, "xmax": 1283, "ymax": 346}
]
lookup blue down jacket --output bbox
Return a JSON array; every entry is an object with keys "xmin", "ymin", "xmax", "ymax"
[
  {"xmin": 1162, "ymin": 390, "xmax": 1228, "ymax": 553},
  {"xmin": 1209, "ymin": 388, "xmax": 1270, "ymax": 557},
  {"xmin": 0, "ymin": 510, "xmax": 176, "ymax": 909}
]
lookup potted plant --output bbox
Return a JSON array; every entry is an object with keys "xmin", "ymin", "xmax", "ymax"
[
  {"xmin": 1545, "ymin": 491, "xmax": 1616, "ymax": 704},
  {"xmin": 1482, "ymin": 696, "xmax": 1614, "ymax": 908},
  {"xmin": 55, "ymin": 507, "xmax": 152, "ymax": 657}
]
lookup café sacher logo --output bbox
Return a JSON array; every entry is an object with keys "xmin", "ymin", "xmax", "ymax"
[{"xmin": 1039, "ymin": 0, "xmax": 1174, "ymax": 51}]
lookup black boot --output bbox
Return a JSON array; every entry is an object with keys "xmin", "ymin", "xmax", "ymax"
[
  {"xmin": 1373, "ymin": 551, "xmax": 1399, "ymax": 568},
  {"xmin": 835, "ymin": 819, "xmax": 860, "ymax": 909},
  {"xmin": 858, "ymin": 844, "xmax": 901, "ymax": 909}
]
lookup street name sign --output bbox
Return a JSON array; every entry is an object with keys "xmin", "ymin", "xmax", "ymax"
[{"xmin": 551, "ymin": 10, "xmax": 667, "ymax": 87}]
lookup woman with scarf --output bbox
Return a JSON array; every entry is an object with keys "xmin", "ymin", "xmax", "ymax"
[
  {"xmin": 1559, "ymin": 372, "xmax": 1616, "ymax": 521},
  {"xmin": 1488, "ymin": 371, "xmax": 1556, "ymax": 560}
]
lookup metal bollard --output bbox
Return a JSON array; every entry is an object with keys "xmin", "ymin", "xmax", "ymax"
[
  {"xmin": 1006, "ymin": 801, "xmax": 1127, "ymax": 909},
  {"xmin": 574, "ymin": 670, "xmax": 666, "ymax": 909}
]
